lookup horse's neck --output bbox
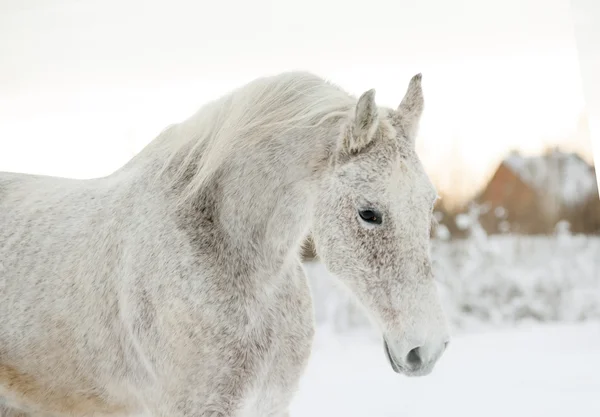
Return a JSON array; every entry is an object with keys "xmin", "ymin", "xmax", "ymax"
[
  {"xmin": 225, "ymin": 127, "xmax": 335, "ymax": 272},
  {"xmin": 120, "ymin": 117, "xmax": 337, "ymax": 281},
  {"xmin": 174, "ymin": 121, "xmax": 337, "ymax": 279}
]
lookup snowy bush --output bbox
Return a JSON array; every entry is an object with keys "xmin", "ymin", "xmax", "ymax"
[{"xmin": 432, "ymin": 233, "xmax": 600, "ymax": 332}]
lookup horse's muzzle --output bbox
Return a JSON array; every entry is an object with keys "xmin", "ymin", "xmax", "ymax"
[{"xmin": 383, "ymin": 338, "xmax": 448, "ymax": 377}]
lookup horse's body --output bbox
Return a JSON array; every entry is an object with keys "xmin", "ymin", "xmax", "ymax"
[{"xmin": 0, "ymin": 72, "xmax": 450, "ymax": 417}]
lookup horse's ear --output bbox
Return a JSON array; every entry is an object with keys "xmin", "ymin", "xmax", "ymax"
[
  {"xmin": 342, "ymin": 89, "xmax": 379, "ymax": 154},
  {"xmin": 396, "ymin": 73, "xmax": 424, "ymax": 144}
]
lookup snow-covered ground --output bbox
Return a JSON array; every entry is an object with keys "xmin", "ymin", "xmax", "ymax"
[{"xmin": 291, "ymin": 323, "xmax": 600, "ymax": 417}]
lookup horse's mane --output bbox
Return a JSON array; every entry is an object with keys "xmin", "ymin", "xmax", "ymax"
[{"xmin": 157, "ymin": 71, "xmax": 356, "ymax": 203}]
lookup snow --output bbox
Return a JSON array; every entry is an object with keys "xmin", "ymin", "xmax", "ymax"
[
  {"xmin": 503, "ymin": 150, "xmax": 597, "ymax": 206},
  {"xmin": 434, "ymin": 223, "xmax": 451, "ymax": 240},
  {"xmin": 432, "ymin": 234, "xmax": 600, "ymax": 328},
  {"xmin": 291, "ymin": 323, "xmax": 600, "ymax": 417},
  {"xmin": 455, "ymin": 213, "xmax": 471, "ymax": 230},
  {"xmin": 494, "ymin": 206, "xmax": 506, "ymax": 218}
]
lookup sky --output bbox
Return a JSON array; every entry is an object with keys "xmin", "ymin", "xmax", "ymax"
[{"xmin": 0, "ymin": 0, "xmax": 596, "ymax": 199}]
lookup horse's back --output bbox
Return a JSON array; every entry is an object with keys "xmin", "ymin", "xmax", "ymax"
[
  {"xmin": 0, "ymin": 170, "xmax": 91, "ymax": 220},
  {"xmin": 0, "ymin": 171, "xmax": 142, "ymax": 416},
  {"xmin": 0, "ymin": 171, "xmax": 110, "ymax": 279},
  {"xmin": 0, "ymin": 171, "xmax": 50, "ymax": 207},
  {"xmin": 0, "ymin": 169, "xmax": 126, "ymax": 329}
]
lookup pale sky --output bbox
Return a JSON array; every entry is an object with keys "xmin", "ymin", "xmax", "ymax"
[{"xmin": 0, "ymin": 0, "xmax": 595, "ymax": 199}]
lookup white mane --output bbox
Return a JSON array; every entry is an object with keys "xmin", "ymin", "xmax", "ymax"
[{"xmin": 157, "ymin": 71, "xmax": 356, "ymax": 202}]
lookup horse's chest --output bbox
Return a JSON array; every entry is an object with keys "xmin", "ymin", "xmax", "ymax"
[
  {"xmin": 235, "ymin": 275, "xmax": 314, "ymax": 417},
  {"xmin": 242, "ymin": 282, "xmax": 314, "ymax": 380}
]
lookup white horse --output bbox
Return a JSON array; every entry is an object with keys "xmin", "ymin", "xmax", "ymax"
[{"xmin": 0, "ymin": 71, "xmax": 450, "ymax": 417}]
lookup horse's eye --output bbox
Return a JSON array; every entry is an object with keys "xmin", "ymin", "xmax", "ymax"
[{"xmin": 358, "ymin": 209, "xmax": 382, "ymax": 225}]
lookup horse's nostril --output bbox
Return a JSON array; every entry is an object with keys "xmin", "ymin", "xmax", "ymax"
[{"xmin": 406, "ymin": 347, "xmax": 422, "ymax": 367}]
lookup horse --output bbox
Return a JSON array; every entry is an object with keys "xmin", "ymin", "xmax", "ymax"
[{"xmin": 0, "ymin": 71, "xmax": 450, "ymax": 417}]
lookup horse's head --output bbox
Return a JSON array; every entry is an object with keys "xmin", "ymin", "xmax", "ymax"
[{"xmin": 313, "ymin": 74, "xmax": 450, "ymax": 377}]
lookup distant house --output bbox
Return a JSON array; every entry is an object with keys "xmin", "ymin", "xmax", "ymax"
[{"xmin": 476, "ymin": 149, "xmax": 598, "ymax": 234}]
